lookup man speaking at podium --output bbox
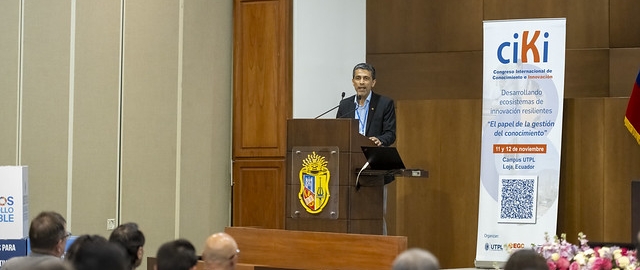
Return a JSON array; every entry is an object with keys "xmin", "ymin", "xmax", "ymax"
[{"xmin": 336, "ymin": 63, "xmax": 396, "ymax": 146}]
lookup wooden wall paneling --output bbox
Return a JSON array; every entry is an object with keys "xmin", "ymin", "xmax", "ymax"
[
  {"xmin": 436, "ymin": 99, "xmax": 481, "ymax": 268},
  {"xmin": 564, "ymin": 49, "xmax": 610, "ymax": 98},
  {"xmin": 233, "ymin": 159, "xmax": 285, "ymax": 229},
  {"xmin": 603, "ymin": 98, "xmax": 640, "ymax": 242},
  {"xmin": 233, "ymin": 0, "xmax": 290, "ymax": 158},
  {"xmin": 483, "ymin": 0, "xmax": 566, "ymax": 20},
  {"xmin": 558, "ymin": 99, "xmax": 606, "ymax": 241},
  {"xmin": 558, "ymin": 99, "xmax": 581, "ymax": 238},
  {"xmin": 609, "ymin": 48, "xmax": 640, "ymax": 97},
  {"xmin": 610, "ymin": 0, "xmax": 640, "ymax": 48},
  {"xmin": 232, "ymin": 0, "xmax": 291, "ymax": 229},
  {"xmin": 394, "ymin": 100, "xmax": 442, "ymax": 253},
  {"xmin": 565, "ymin": 0, "xmax": 609, "ymax": 49},
  {"xmin": 367, "ymin": 0, "xmax": 482, "ymax": 53},
  {"xmin": 572, "ymin": 99, "xmax": 605, "ymax": 242},
  {"xmin": 226, "ymin": 227, "xmax": 407, "ymax": 270},
  {"xmin": 484, "ymin": 0, "xmax": 608, "ymax": 49},
  {"xmin": 367, "ymin": 51, "xmax": 483, "ymax": 100},
  {"xmin": 395, "ymin": 99, "xmax": 481, "ymax": 268}
]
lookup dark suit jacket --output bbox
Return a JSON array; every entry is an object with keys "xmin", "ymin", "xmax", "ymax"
[{"xmin": 336, "ymin": 92, "xmax": 396, "ymax": 146}]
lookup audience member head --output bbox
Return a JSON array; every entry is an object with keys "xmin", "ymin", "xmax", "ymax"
[
  {"xmin": 202, "ymin": 232, "xmax": 239, "ymax": 270},
  {"xmin": 156, "ymin": 239, "xmax": 198, "ymax": 270},
  {"xmin": 64, "ymin": 234, "xmax": 108, "ymax": 261},
  {"xmin": 392, "ymin": 248, "xmax": 439, "ymax": 270},
  {"xmin": 69, "ymin": 240, "xmax": 128, "ymax": 270},
  {"xmin": 29, "ymin": 211, "xmax": 70, "ymax": 257},
  {"xmin": 504, "ymin": 249, "xmax": 548, "ymax": 270},
  {"xmin": 109, "ymin": 222, "xmax": 146, "ymax": 270}
]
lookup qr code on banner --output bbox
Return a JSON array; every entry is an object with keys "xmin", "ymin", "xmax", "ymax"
[{"xmin": 497, "ymin": 175, "xmax": 538, "ymax": 224}]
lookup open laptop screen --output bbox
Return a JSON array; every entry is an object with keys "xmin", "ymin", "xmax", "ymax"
[{"xmin": 361, "ymin": 146, "xmax": 406, "ymax": 171}]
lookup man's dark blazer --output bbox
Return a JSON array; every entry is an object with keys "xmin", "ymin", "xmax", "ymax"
[{"xmin": 336, "ymin": 91, "xmax": 396, "ymax": 146}]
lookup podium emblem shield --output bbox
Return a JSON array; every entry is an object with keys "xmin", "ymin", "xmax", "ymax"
[{"xmin": 298, "ymin": 152, "xmax": 331, "ymax": 213}]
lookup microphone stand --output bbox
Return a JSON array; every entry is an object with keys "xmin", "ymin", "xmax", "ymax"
[
  {"xmin": 314, "ymin": 92, "xmax": 346, "ymax": 119},
  {"xmin": 314, "ymin": 105, "xmax": 340, "ymax": 119}
]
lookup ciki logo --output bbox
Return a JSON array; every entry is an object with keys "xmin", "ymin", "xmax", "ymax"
[{"xmin": 497, "ymin": 31, "xmax": 549, "ymax": 64}]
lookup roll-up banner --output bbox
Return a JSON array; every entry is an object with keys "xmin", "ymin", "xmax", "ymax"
[
  {"xmin": 0, "ymin": 166, "xmax": 29, "ymax": 239},
  {"xmin": 475, "ymin": 18, "xmax": 566, "ymax": 268}
]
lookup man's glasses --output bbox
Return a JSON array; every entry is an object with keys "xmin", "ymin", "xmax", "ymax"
[{"xmin": 63, "ymin": 231, "xmax": 72, "ymax": 239}]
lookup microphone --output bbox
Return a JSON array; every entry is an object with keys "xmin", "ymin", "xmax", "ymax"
[
  {"xmin": 355, "ymin": 161, "xmax": 370, "ymax": 191},
  {"xmin": 314, "ymin": 92, "xmax": 346, "ymax": 119},
  {"xmin": 336, "ymin": 95, "xmax": 361, "ymax": 118}
]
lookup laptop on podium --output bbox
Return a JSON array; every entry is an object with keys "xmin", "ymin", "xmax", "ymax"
[
  {"xmin": 361, "ymin": 146, "xmax": 406, "ymax": 171},
  {"xmin": 356, "ymin": 146, "xmax": 406, "ymax": 189}
]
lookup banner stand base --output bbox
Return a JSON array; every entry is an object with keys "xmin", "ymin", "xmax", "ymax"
[{"xmin": 474, "ymin": 260, "xmax": 505, "ymax": 269}]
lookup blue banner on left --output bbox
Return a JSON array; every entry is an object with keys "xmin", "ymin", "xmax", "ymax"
[{"xmin": 0, "ymin": 239, "xmax": 28, "ymax": 266}]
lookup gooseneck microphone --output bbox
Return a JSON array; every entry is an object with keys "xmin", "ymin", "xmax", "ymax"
[
  {"xmin": 336, "ymin": 95, "xmax": 361, "ymax": 118},
  {"xmin": 314, "ymin": 92, "xmax": 346, "ymax": 119}
]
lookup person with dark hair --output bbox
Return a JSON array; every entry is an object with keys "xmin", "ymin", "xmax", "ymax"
[
  {"xmin": 202, "ymin": 233, "xmax": 239, "ymax": 270},
  {"xmin": 392, "ymin": 248, "xmax": 440, "ymax": 270},
  {"xmin": 68, "ymin": 239, "xmax": 128, "ymax": 270},
  {"xmin": 155, "ymin": 239, "xmax": 198, "ymax": 270},
  {"xmin": 64, "ymin": 234, "xmax": 109, "ymax": 262},
  {"xmin": 503, "ymin": 249, "xmax": 548, "ymax": 270},
  {"xmin": 336, "ymin": 62, "xmax": 396, "ymax": 147},
  {"xmin": 109, "ymin": 222, "xmax": 146, "ymax": 270},
  {"xmin": 1, "ymin": 211, "xmax": 71, "ymax": 270}
]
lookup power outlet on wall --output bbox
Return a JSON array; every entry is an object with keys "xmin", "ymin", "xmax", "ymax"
[{"xmin": 107, "ymin": 219, "xmax": 116, "ymax": 230}]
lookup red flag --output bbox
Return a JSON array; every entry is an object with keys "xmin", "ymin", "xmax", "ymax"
[{"xmin": 625, "ymin": 70, "xmax": 640, "ymax": 145}]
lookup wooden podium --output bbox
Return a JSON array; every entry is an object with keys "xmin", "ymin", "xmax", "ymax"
[{"xmin": 285, "ymin": 119, "xmax": 386, "ymax": 234}]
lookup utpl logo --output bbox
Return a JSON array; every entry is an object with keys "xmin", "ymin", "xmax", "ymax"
[
  {"xmin": 484, "ymin": 243, "xmax": 504, "ymax": 251},
  {"xmin": 497, "ymin": 31, "xmax": 549, "ymax": 64}
]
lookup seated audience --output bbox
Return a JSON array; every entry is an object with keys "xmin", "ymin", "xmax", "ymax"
[
  {"xmin": 392, "ymin": 248, "xmax": 439, "ymax": 270},
  {"xmin": 503, "ymin": 249, "xmax": 548, "ymax": 270},
  {"xmin": 1, "ymin": 211, "xmax": 70, "ymax": 270},
  {"xmin": 156, "ymin": 239, "xmax": 198, "ymax": 270},
  {"xmin": 109, "ymin": 222, "xmax": 146, "ymax": 270},
  {"xmin": 202, "ymin": 233, "xmax": 240, "ymax": 270},
  {"xmin": 66, "ymin": 237, "xmax": 128, "ymax": 270},
  {"xmin": 64, "ymin": 234, "xmax": 109, "ymax": 261}
]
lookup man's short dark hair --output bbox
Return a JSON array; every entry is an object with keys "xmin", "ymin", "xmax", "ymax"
[
  {"xmin": 65, "ymin": 234, "xmax": 108, "ymax": 262},
  {"xmin": 71, "ymin": 241, "xmax": 128, "ymax": 270},
  {"xmin": 109, "ymin": 222, "xmax": 145, "ymax": 268},
  {"xmin": 156, "ymin": 239, "xmax": 198, "ymax": 270},
  {"xmin": 352, "ymin": 63, "xmax": 376, "ymax": 80},
  {"xmin": 29, "ymin": 211, "xmax": 67, "ymax": 250}
]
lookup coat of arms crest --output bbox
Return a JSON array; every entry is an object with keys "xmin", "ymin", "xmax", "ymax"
[{"xmin": 298, "ymin": 152, "xmax": 331, "ymax": 213}]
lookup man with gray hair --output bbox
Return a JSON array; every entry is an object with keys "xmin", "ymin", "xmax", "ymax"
[
  {"xmin": 1, "ymin": 211, "xmax": 71, "ymax": 270},
  {"xmin": 392, "ymin": 248, "xmax": 440, "ymax": 270}
]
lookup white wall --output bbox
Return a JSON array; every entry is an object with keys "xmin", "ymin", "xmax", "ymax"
[{"xmin": 293, "ymin": 0, "xmax": 366, "ymax": 119}]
